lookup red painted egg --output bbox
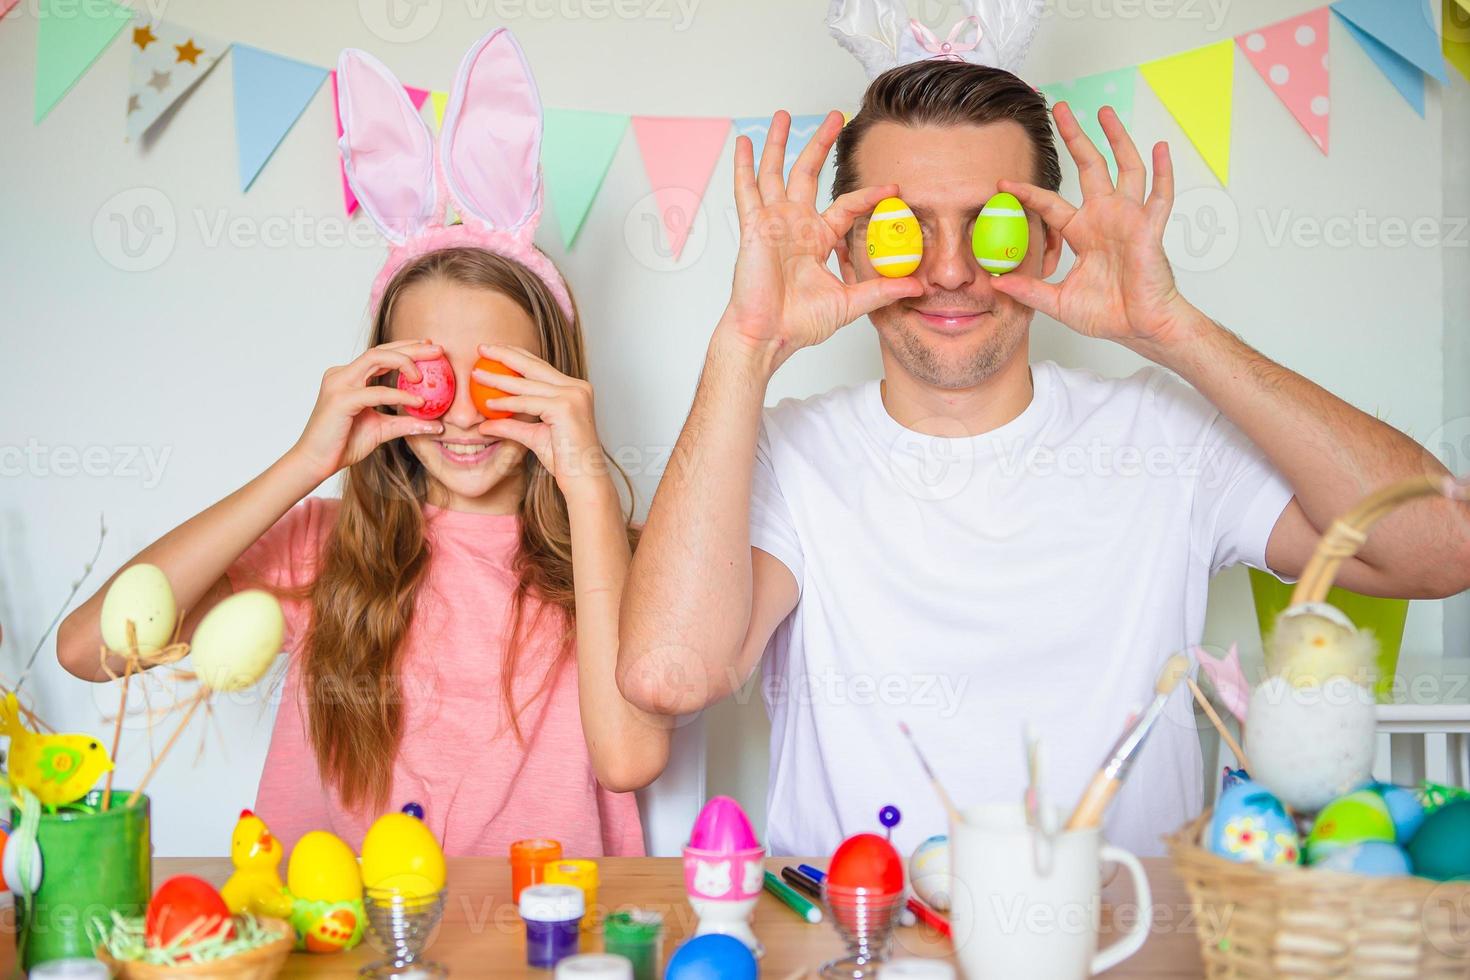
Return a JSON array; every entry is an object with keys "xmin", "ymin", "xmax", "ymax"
[
  {"xmin": 396, "ymin": 355, "xmax": 456, "ymax": 420},
  {"xmin": 827, "ymin": 833, "xmax": 904, "ymax": 893},
  {"xmin": 146, "ymin": 875, "xmax": 234, "ymax": 948}
]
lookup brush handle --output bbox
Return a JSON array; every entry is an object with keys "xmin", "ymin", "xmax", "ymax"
[
  {"xmin": 1065, "ymin": 771, "xmax": 1120, "ymax": 830},
  {"xmin": 1187, "ymin": 678, "xmax": 1250, "ymax": 773}
]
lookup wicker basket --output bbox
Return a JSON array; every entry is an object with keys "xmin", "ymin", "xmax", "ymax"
[
  {"xmin": 1167, "ymin": 474, "xmax": 1470, "ymax": 978},
  {"xmin": 95, "ymin": 916, "xmax": 294, "ymax": 980}
]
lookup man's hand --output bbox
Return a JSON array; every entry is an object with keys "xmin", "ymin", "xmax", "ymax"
[
  {"xmin": 719, "ymin": 110, "xmax": 924, "ymax": 373},
  {"xmin": 990, "ymin": 102, "xmax": 1200, "ymax": 353}
]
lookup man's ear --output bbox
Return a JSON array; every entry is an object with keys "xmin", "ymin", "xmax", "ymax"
[{"xmin": 1040, "ymin": 222, "xmax": 1063, "ymax": 278}]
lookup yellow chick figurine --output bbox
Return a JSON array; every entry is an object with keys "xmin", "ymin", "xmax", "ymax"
[
  {"xmin": 1264, "ymin": 604, "xmax": 1378, "ymax": 689},
  {"xmin": 222, "ymin": 809, "xmax": 292, "ymax": 919},
  {"xmin": 1, "ymin": 693, "xmax": 113, "ymax": 808}
]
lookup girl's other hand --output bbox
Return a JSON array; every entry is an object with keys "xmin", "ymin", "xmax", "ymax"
[{"xmin": 289, "ymin": 339, "xmax": 445, "ymax": 481}]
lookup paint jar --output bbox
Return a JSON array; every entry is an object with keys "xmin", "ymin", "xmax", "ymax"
[
  {"xmin": 521, "ymin": 883, "xmax": 583, "ymax": 969},
  {"xmin": 603, "ymin": 909, "xmax": 663, "ymax": 980},
  {"xmin": 555, "ymin": 953, "xmax": 634, "ymax": 980},
  {"xmin": 510, "ymin": 838, "xmax": 563, "ymax": 902},
  {"xmin": 543, "ymin": 859, "xmax": 599, "ymax": 929}
]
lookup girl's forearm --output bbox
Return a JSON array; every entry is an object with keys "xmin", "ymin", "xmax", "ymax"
[
  {"xmin": 565, "ymin": 474, "xmax": 671, "ymax": 792},
  {"xmin": 56, "ymin": 449, "xmax": 324, "ymax": 681}
]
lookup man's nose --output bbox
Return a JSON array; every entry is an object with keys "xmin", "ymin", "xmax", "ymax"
[{"xmin": 921, "ymin": 223, "xmax": 980, "ymax": 294}]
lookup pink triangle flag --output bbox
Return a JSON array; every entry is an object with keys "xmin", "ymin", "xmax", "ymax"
[
  {"xmin": 631, "ymin": 116, "xmax": 731, "ymax": 260},
  {"xmin": 331, "ymin": 70, "xmax": 431, "ymax": 216},
  {"xmin": 1236, "ymin": 8, "xmax": 1331, "ymax": 154},
  {"xmin": 1, "ymin": 0, "xmax": 19, "ymax": 19}
]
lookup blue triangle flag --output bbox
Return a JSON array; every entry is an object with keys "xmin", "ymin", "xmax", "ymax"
[
  {"xmin": 733, "ymin": 114, "xmax": 828, "ymax": 180},
  {"xmin": 1335, "ymin": 11, "xmax": 1426, "ymax": 115},
  {"xmin": 1331, "ymin": 0, "xmax": 1447, "ymax": 83},
  {"xmin": 231, "ymin": 44, "xmax": 328, "ymax": 192}
]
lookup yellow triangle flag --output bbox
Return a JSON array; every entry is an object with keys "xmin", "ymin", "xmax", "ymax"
[
  {"xmin": 1448, "ymin": 0, "xmax": 1470, "ymax": 83},
  {"xmin": 431, "ymin": 90, "xmax": 450, "ymax": 131},
  {"xmin": 1139, "ymin": 39, "xmax": 1234, "ymax": 186}
]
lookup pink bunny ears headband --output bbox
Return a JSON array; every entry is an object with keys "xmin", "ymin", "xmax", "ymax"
[
  {"xmin": 336, "ymin": 29, "xmax": 573, "ymax": 319},
  {"xmin": 827, "ymin": 0, "xmax": 1043, "ymax": 80}
]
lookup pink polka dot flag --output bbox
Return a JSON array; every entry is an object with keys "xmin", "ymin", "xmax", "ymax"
[{"xmin": 1236, "ymin": 8, "xmax": 1332, "ymax": 154}]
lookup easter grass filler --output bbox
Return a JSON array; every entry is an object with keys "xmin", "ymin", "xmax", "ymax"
[{"xmin": 91, "ymin": 910, "xmax": 291, "ymax": 966}]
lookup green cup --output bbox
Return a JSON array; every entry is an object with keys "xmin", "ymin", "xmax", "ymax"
[
  {"xmin": 1248, "ymin": 567, "xmax": 1409, "ymax": 702},
  {"xmin": 13, "ymin": 790, "xmax": 151, "ymax": 971}
]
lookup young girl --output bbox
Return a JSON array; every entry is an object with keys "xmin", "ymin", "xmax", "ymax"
[{"xmin": 56, "ymin": 29, "xmax": 668, "ymax": 856}]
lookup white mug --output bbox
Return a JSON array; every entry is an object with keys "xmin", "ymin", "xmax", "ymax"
[{"xmin": 948, "ymin": 804, "xmax": 1152, "ymax": 980}]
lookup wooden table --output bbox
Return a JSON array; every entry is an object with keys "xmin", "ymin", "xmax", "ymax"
[{"xmin": 2, "ymin": 855, "xmax": 1206, "ymax": 977}]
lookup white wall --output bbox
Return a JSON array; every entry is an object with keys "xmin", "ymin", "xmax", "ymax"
[{"xmin": 0, "ymin": 0, "xmax": 1462, "ymax": 854}]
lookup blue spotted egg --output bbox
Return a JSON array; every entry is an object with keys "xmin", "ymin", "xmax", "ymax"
[{"xmin": 1209, "ymin": 780, "xmax": 1300, "ymax": 866}]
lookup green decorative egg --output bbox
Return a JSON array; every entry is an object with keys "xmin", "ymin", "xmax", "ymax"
[
  {"xmin": 1305, "ymin": 790, "xmax": 1395, "ymax": 863},
  {"xmin": 1407, "ymin": 799, "xmax": 1470, "ymax": 881},
  {"xmin": 971, "ymin": 192, "xmax": 1028, "ymax": 275}
]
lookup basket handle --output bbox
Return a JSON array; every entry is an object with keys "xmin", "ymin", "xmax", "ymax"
[{"xmin": 1290, "ymin": 473, "xmax": 1470, "ymax": 606}]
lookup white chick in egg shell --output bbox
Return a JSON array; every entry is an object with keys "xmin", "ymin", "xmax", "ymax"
[{"xmin": 1246, "ymin": 603, "xmax": 1378, "ymax": 813}]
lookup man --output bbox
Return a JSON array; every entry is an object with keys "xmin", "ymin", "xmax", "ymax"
[{"xmin": 617, "ymin": 61, "xmax": 1470, "ymax": 857}]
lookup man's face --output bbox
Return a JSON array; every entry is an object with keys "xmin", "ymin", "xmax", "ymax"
[{"xmin": 844, "ymin": 120, "xmax": 1060, "ymax": 390}]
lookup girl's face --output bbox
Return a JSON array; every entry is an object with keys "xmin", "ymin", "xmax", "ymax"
[{"xmin": 388, "ymin": 277, "xmax": 542, "ymax": 514}]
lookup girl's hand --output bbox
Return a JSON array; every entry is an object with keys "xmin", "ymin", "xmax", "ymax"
[
  {"xmin": 720, "ymin": 110, "xmax": 924, "ymax": 372},
  {"xmin": 289, "ymin": 339, "xmax": 445, "ymax": 481},
  {"xmin": 472, "ymin": 344, "xmax": 611, "ymax": 499},
  {"xmin": 991, "ymin": 103, "xmax": 1198, "ymax": 352}
]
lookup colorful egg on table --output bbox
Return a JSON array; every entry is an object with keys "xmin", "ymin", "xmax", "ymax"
[
  {"xmin": 1407, "ymin": 800, "xmax": 1470, "ymax": 881},
  {"xmin": 470, "ymin": 357, "xmax": 521, "ymax": 421},
  {"xmin": 100, "ymin": 564, "xmax": 177, "ymax": 654},
  {"xmin": 866, "ymin": 197, "xmax": 922, "ymax": 278},
  {"xmin": 1305, "ymin": 790, "xmax": 1395, "ymax": 863},
  {"xmin": 1207, "ymin": 780, "xmax": 1300, "ymax": 866},
  {"xmin": 908, "ymin": 834, "xmax": 950, "ymax": 911},
  {"xmin": 286, "ymin": 830, "xmax": 364, "ymax": 953},
  {"xmin": 2, "ymin": 831, "xmax": 42, "ymax": 894},
  {"xmin": 1311, "ymin": 841, "xmax": 1412, "ymax": 877},
  {"xmin": 971, "ymin": 192, "xmax": 1028, "ymax": 275},
  {"xmin": 361, "ymin": 811, "xmax": 446, "ymax": 898},
  {"xmin": 189, "ymin": 590, "xmax": 284, "ymax": 692},
  {"xmin": 396, "ymin": 354, "xmax": 456, "ymax": 420},
  {"xmin": 683, "ymin": 796, "xmax": 764, "ymax": 953},
  {"xmin": 1369, "ymin": 783, "xmax": 1426, "ymax": 843},
  {"xmin": 146, "ymin": 875, "xmax": 234, "ymax": 948},
  {"xmin": 828, "ymin": 833, "xmax": 905, "ymax": 893},
  {"xmin": 665, "ymin": 934, "xmax": 758, "ymax": 980}
]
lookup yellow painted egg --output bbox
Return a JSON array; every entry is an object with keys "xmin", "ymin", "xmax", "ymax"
[
  {"xmin": 360, "ymin": 812, "xmax": 446, "ymax": 898},
  {"xmin": 866, "ymin": 196, "xmax": 922, "ymax": 278},
  {"xmin": 190, "ymin": 590, "xmax": 284, "ymax": 692},
  {"xmin": 287, "ymin": 830, "xmax": 363, "ymax": 903},
  {"xmin": 100, "ymin": 564, "xmax": 177, "ymax": 654},
  {"xmin": 972, "ymin": 192, "xmax": 1028, "ymax": 275}
]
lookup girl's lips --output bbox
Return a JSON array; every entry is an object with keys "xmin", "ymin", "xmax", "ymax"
[{"xmin": 436, "ymin": 440, "xmax": 499, "ymax": 466}]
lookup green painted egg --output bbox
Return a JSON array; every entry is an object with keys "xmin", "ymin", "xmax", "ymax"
[
  {"xmin": 971, "ymin": 192, "xmax": 1028, "ymax": 275},
  {"xmin": 1407, "ymin": 799, "xmax": 1470, "ymax": 881},
  {"xmin": 1305, "ymin": 790, "xmax": 1395, "ymax": 863}
]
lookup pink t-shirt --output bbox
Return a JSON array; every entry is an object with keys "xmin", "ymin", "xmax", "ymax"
[{"xmin": 228, "ymin": 497, "xmax": 644, "ymax": 858}]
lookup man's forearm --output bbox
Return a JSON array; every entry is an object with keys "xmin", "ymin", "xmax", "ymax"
[
  {"xmin": 1138, "ymin": 308, "xmax": 1470, "ymax": 590},
  {"xmin": 618, "ymin": 326, "xmax": 778, "ymax": 713}
]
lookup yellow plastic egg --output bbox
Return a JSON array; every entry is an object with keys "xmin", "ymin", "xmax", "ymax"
[
  {"xmin": 287, "ymin": 831, "xmax": 363, "ymax": 903},
  {"xmin": 360, "ymin": 812, "xmax": 446, "ymax": 897},
  {"xmin": 866, "ymin": 196, "xmax": 922, "ymax": 278},
  {"xmin": 190, "ymin": 590, "xmax": 284, "ymax": 692},
  {"xmin": 972, "ymin": 192, "xmax": 1028, "ymax": 275},
  {"xmin": 100, "ymin": 564, "xmax": 177, "ymax": 654}
]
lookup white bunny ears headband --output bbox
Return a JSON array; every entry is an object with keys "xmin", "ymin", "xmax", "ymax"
[
  {"xmin": 827, "ymin": 0, "xmax": 1044, "ymax": 80},
  {"xmin": 336, "ymin": 28, "xmax": 573, "ymax": 318}
]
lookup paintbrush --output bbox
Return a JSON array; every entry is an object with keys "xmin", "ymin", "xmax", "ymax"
[
  {"xmin": 1187, "ymin": 676, "xmax": 1251, "ymax": 773},
  {"xmin": 1065, "ymin": 653, "xmax": 1190, "ymax": 831},
  {"xmin": 898, "ymin": 721, "xmax": 963, "ymax": 826}
]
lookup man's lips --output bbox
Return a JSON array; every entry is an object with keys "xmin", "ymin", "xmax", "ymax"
[{"xmin": 911, "ymin": 308, "xmax": 992, "ymax": 330}]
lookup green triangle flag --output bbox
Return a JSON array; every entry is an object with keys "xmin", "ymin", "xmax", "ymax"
[
  {"xmin": 542, "ymin": 109, "xmax": 630, "ymax": 248},
  {"xmin": 1041, "ymin": 67, "xmax": 1138, "ymax": 176},
  {"xmin": 34, "ymin": 0, "xmax": 132, "ymax": 122}
]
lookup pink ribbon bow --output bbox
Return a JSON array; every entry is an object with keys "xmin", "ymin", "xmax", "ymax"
[{"xmin": 907, "ymin": 16, "xmax": 982, "ymax": 62}]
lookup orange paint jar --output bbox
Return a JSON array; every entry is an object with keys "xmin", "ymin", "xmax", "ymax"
[{"xmin": 510, "ymin": 838, "xmax": 562, "ymax": 902}]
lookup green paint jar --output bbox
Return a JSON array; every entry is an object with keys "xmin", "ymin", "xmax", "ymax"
[
  {"xmin": 13, "ymin": 790, "xmax": 151, "ymax": 971},
  {"xmin": 603, "ymin": 909, "xmax": 662, "ymax": 980}
]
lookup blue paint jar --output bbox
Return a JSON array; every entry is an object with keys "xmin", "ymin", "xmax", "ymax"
[{"xmin": 520, "ymin": 883, "xmax": 584, "ymax": 969}]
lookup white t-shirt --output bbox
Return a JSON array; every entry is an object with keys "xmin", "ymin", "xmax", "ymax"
[{"xmin": 749, "ymin": 361, "xmax": 1293, "ymax": 858}]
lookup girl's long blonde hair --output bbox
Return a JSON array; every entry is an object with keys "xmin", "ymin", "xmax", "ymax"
[{"xmin": 301, "ymin": 247, "xmax": 635, "ymax": 812}]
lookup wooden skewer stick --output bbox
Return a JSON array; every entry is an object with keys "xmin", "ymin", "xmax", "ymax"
[
  {"xmin": 1187, "ymin": 677, "xmax": 1250, "ymax": 774},
  {"xmin": 101, "ymin": 624, "xmax": 138, "ymax": 812},
  {"xmin": 125, "ymin": 689, "xmax": 205, "ymax": 809}
]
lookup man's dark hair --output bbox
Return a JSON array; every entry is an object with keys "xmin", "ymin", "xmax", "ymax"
[{"xmin": 832, "ymin": 59, "xmax": 1063, "ymax": 201}]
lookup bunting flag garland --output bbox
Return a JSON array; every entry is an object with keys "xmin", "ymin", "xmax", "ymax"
[
  {"xmin": 1448, "ymin": 0, "xmax": 1470, "ymax": 82},
  {"xmin": 1336, "ymin": 11, "xmax": 1428, "ymax": 114},
  {"xmin": 429, "ymin": 89, "xmax": 449, "ymax": 130},
  {"xmin": 542, "ymin": 109, "xmax": 630, "ymax": 247},
  {"xmin": 34, "ymin": 0, "xmax": 131, "ymax": 122},
  {"xmin": 630, "ymin": 116, "xmax": 730, "ymax": 261},
  {"xmin": 1235, "ymin": 8, "xmax": 1331, "ymax": 154},
  {"xmin": 230, "ymin": 44, "xmax": 327, "ymax": 192},
  {"xmin": 1139, "ymin": 39, "xmax": 1235, "ymax": 185},
  {"xmin": 1331, "ymin": 0, "xmax": 1448, "ymax": 83},
  {"xmin": 2, "ymin": 0, "xmax": 20, "ymax": 21},
  {"xmin": 329, "ymin": 70, "xmax": 429, "ymax": 215},
  {"xmin": 127, "ymin": 17, "xmax": 230, "ymax": 140},
  {"xmin": 732, "ymin": 113, "xmax": 827, "ymax": 179},
  {"xmin": 1040, "ymin": 66, "xmax": 1137, "ymax": 173}
]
